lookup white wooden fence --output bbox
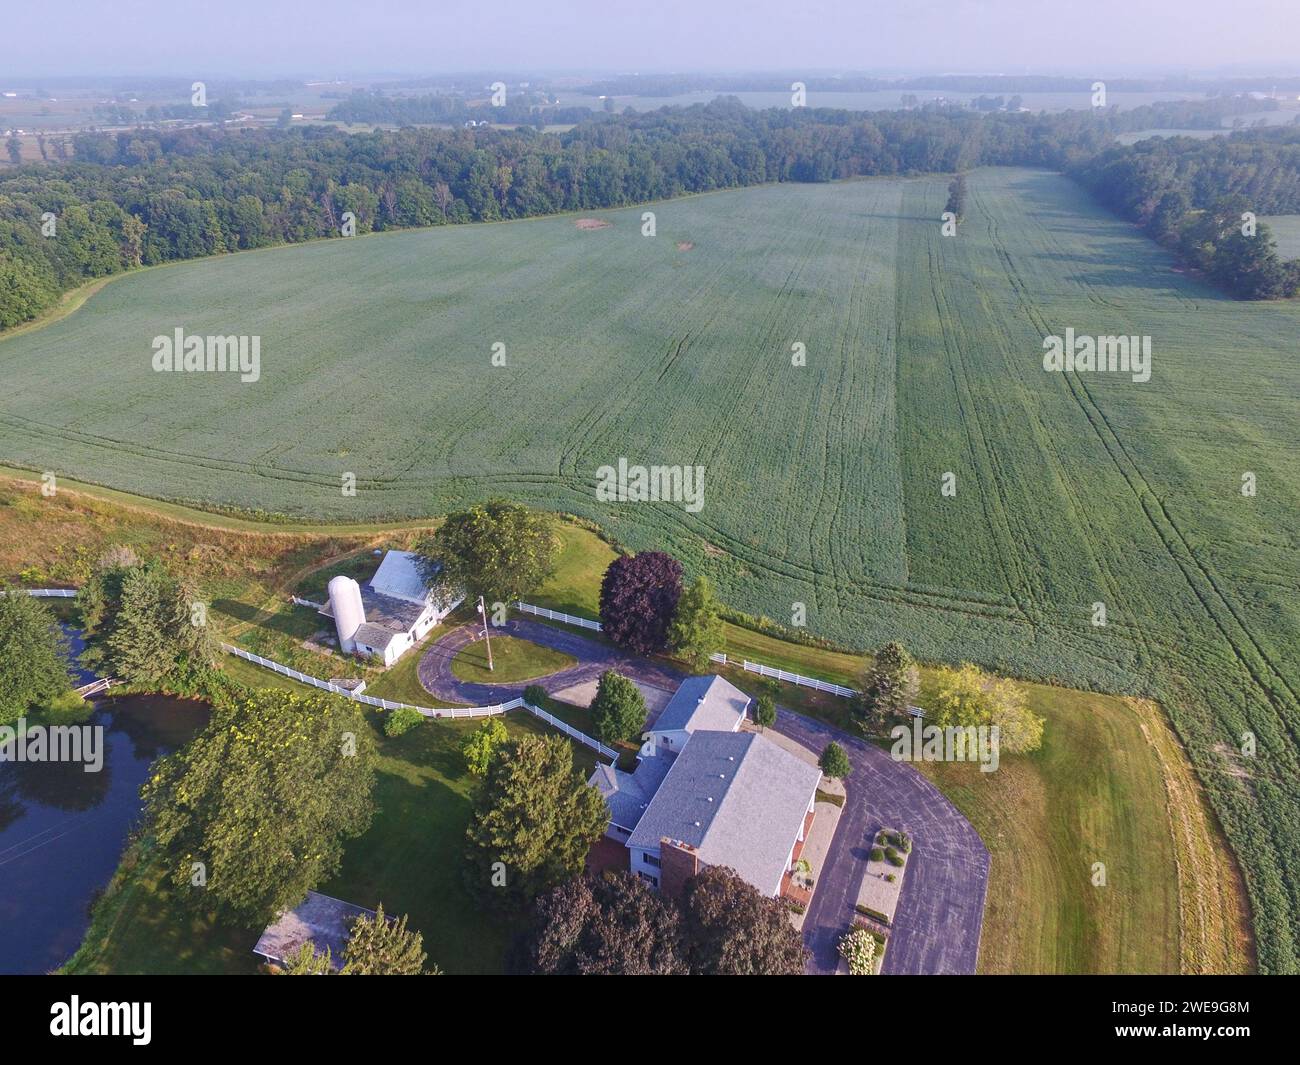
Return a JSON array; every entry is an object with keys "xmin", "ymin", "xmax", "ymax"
[
  {"xmin": 220, "ymin": 645, "xmax": 618, "ymax": 759},
  {"xmin": 738, "ymin": 659, "xmax": 858, "ymax": 698},
  {"xmin": 515, "ymin": 601, "xmax": 602, "ymax": 631},
  {"xmin": 510, "ymin": 603, "xmax": 907, "ymax": 710},
  {"xmin": 6, "ymin": 588, "xmax": 78, "ymax": 597}
]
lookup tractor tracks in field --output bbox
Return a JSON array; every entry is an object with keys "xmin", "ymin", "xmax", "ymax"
[{"xmin": 978, "ymin": 184, "xmax": 1300, "ymax": 754}]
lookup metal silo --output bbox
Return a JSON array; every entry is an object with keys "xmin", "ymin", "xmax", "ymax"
[{"xmin": 328, "ymin": 575, "xmax": 366, "ymax": 652}]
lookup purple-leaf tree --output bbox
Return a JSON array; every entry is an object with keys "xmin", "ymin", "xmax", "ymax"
[{"xmin": 598, "ymin": 551, "xmax": 684, "ymax": 656}]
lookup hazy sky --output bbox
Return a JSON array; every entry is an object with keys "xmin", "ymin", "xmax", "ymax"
[{"xmin": 9, "ymin": 0, "xmax": 1300, "ymax": 78}]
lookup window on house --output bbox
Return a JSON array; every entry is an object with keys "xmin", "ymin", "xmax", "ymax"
[{"xmin": 644, "ymin": 854, "xmax": 660, "ymax": 868}]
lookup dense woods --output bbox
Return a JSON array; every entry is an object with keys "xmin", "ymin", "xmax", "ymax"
[{"xmin": 2, "ymin": 97, "xmax": 1298, "ymax": 329}]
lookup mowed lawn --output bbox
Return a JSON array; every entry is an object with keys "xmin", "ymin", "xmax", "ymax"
[
  {"xmin": 451, "ymin": 634, "xmax": 576, "ymax": 684},
  {"xmin": 65, "ymin": 709, "xmax": 598, "ymax": 975}
]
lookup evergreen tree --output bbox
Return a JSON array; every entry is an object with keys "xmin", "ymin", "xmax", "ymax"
[
  {"xmin": 343, "ymin": 904, "xmax": 436, "ymax": 975},
  {"xmin": 463, "ymin": 734, "xmax": 607, "ymax": 913},
  {"xmin": 857, "ymin": 642, "xmax": 920, "ymax": 733},
  {"xmin": 589, "ymin": 670, "xmax": 647, "ymax": 744}
]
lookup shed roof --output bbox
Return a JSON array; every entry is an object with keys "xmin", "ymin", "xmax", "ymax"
[
  {"xmin": 354, "ymin": 622, "xmax": 401, "ymax": 650},
  {"xmin": 253, "ymin": 891, "xmax": 376, "ymax": 970}
]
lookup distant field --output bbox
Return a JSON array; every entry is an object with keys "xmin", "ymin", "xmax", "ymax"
[
  {"xmin": 2, "ymin": 169, "xmax": 1298, "ymax": 969},
  {"xmin": 1261, "ymin": 215, "xmax": 1300, "ymax": 259}
]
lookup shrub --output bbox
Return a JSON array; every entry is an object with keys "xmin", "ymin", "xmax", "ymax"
[
  {"xmin": 523, "ymin": 683, "xmax": 548, "ymax": 706},
  {"xmin": 885, "ymin": 847, "xmax": 904, "ymax": 867},
  {"xmin": 838, "ymin": 927, "xmax": 877, "ymax": 975},
  {"xmin": 384, "ymin": 706, "xmax": 424, "ymax": 737},
  {"xmin": 869, "ymin": 847, "xmax": 884, "ymax": 862}
]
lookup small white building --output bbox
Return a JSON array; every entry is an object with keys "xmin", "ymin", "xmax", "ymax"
[{"xmin": 322, "ymin": 550, "xmax": 462, "ymax": 667}]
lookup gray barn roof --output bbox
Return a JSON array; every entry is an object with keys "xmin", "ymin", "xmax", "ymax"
[
  {"xmin": 650, "ymin": 675, "xmax": 750, "ymax": 735},
  {"xmin": 626, "ymin": 730, "xmax": 821, "ymax": 895}
]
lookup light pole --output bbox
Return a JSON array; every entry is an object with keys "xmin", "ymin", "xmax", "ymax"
[{"xmin": 477, "ymin": 595, "xmax": 495, "ymax": 673}]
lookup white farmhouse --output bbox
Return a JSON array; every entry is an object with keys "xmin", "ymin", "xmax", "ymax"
[
  {"xmin": 321, "ymin": 550, "xmax": 462, "ymax": 667},
  {"xmin": 590, "ymin": 675, "xmax": 822, "ymax": 901}
]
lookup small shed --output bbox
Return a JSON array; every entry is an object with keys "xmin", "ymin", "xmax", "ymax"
[{"xmin": 253, "ymin": 890, "xmax": 376, "ymax": 971}]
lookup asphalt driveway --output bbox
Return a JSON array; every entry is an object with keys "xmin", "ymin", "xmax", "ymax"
[{"xmin": 417, "ymin": 617, "xmax": 989, "ymax": 974}]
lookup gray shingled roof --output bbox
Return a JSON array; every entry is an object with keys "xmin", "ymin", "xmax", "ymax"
[
  {"xmin": 589, "ymin": 754, "xmax": 675, "ymax": 831},
  {"xmin": 651, "ymin": 675, "xmax": 750, "ymax": 735},
  {"xmin": 626, "ymin": 730, "xmax": 822, "ymax": 896},
  {"xmin": 354, "ymin": 622, "xmax": 401, "ymax": 649}
]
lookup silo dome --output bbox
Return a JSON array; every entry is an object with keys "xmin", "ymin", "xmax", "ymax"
[{"xmin": 328, "ymin": 575, "xmax": 366, "ymax": 652}]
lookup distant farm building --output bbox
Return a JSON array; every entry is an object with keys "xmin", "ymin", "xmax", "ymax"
[{"xmin": 322, "ymin": 549, "xmax": 462, "ymax": 667}]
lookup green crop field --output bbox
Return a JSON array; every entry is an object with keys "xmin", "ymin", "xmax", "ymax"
[{"xmin": 2, "ymin": 168, "xmax": 1298, "ymax": 970}]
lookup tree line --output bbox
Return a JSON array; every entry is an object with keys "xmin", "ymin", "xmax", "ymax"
[
  {"xmin": 3, "ymin": 97, "xmax": 1298, "ymax": 329},
  {"xmin": 1074, "ymin": 126, "xmax": 1300, "ymax": 298}
]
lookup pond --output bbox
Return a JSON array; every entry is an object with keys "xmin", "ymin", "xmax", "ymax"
[{"xmin": 0, "ymin": 627, "xmax": 210, "ymax": 974}]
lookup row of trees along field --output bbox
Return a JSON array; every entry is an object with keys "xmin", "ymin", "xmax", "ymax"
[
  {"xmin": 1075, "ymin": 126, "xmax": 1300, "ymax": 297},
  {"xmin": 2, "ymin": 96, "xmax": 1295, "ymax": 327}
]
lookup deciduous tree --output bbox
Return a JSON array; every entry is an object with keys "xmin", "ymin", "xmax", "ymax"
[
  {"xmin": 522, "ymin": 872, "xmax": 686, "ymax": 974},
  {"xmin": 142, "ymin": 689, "xmax": 377, "ymax": 921},
  {"xmin": 819, "ymin": 741, "xmax": 851, "ymax": 780},
  {"xmin": 460, "ymin": 717, "xmax": 508, "ymax": 776},
  {"xmin": 929, "ymin": 662, "xmax": 1044, "ymax": 754},
  {"xmin": 681, "ymin": 865, "xmax": 807, "ymax": 975},
  {"xmin": 598, "ymin": 551, "xmax": 683, "ymax": 656},
  {"xmin": 417, "ymin": 500, "xmax": 559, "ymax": 607}
]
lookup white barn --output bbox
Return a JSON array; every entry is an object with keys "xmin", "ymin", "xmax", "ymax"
[{"xmin": 322, "ymin": 550, "xmax": 463, "ymax": 667}]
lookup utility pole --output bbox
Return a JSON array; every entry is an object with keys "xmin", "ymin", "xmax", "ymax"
[{"xmin": 477, "ymin": 595, "xmax": 495, "ymax": 672}]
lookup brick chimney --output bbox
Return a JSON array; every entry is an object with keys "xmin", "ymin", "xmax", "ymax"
[{"xmin": 659, "ymin": 837, "xmax": 702, "ymax": 899}]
